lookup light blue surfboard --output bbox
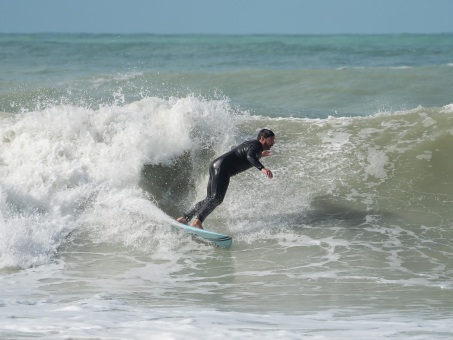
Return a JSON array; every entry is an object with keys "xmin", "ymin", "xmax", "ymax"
[{"xmin": 170, "ymin": 221, "xmax": 232, "ymax": 248}]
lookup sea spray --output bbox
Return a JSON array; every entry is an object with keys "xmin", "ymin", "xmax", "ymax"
[{"xmin": 0, "ymin": 95, "xmax": 243, "ymax": 268}]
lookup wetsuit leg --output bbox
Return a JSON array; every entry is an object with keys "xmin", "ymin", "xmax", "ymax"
[
  {"xmin": 183, "ymin": 159, "xmax": 230, "ymax": 223},
  {"xmin": 182, "ymin": 174, "xmax": 213, "ymax": 221}
]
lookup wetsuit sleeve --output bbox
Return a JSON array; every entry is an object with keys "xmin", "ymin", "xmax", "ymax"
[{"xmin": 246, "ymin": 144, "xmax": 265, "ymax": 171}]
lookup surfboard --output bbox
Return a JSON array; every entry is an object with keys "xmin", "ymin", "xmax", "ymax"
[{"xmin": 170, "ymin": 221, "xmax": 232, "ymax": 248}]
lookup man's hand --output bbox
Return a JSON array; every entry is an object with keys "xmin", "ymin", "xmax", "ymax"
[
  {"xmin": 261, "ymin": 150, "xmax": 271, "ymax": 157},
  {"xmin": 261, "ymin": 168, "xmax": 273, "ymax": 179}
]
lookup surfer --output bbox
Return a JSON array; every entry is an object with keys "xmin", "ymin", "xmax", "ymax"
[{"xmin": 177, "ymin": 128, "xmax": 275, "ymax": 229}]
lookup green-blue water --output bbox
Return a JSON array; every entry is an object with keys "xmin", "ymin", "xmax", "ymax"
[
  {"xmin": 1, "ymin": 34, "xmax": 453, "ymax": 339},
  {"xmin": 2, "ymin": 34, "xmax": 452, "ymax": 116}
]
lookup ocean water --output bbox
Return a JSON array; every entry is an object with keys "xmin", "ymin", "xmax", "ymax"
[{"xmin": 1, "ymin": 33, "xmax": 453, "ymax": 339}]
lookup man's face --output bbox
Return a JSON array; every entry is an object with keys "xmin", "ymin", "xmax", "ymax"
[{"xmin": 261, "ymin": 136, "xmax": 275, "ymax": 150}]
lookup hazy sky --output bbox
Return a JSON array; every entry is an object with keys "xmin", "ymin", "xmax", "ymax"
[{"xmin": 1, "ymin": 0, "xmax": 453, "ymax": 34}]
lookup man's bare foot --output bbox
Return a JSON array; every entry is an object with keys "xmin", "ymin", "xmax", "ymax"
[
  {"xmin": 191, "ymin": 219, "xmax": 203, "ymax": 229},
  {"xmin": 176, "ymin": 217, "xmax": 188, "ymax": 225}
]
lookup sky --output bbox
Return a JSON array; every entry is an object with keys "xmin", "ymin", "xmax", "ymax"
[{"xmin": 1, "ymin": 0, "xmax": 453, "ymax": 35}]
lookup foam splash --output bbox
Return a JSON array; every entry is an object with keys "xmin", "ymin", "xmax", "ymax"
[{"xmin": 0, "ymin": 95, "xmax": 242, "ymax": 268}]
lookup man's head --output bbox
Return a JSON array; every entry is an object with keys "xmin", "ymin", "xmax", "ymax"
[
  {"xmin": 257, "ymin": 128, "xmax": 275, "ymax": 150},
  {"xmin": 257, "ymin": 128, "xmax": 275, "ymax": 140}
]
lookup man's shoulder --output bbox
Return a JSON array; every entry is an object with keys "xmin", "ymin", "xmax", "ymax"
[
  {"xmin": 230, "ymin": 139, "xmax": 257, "ymax": 154},
  {"xmin": 242, "ymin": 140, "xmax": 262, "ymax": 156},
  {"xmin": 243, "ymin": 139, "xmax": 259, "ymax": 147}
]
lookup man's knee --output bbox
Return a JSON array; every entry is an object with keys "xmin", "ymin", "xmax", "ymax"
[{"xmin": 213, "ymin": 194, "xmax": 225, "ymax": 205}]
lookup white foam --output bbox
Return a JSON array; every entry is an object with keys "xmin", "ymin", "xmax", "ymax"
[
  {"xmin": 0, "ymin": 96, "xmax": 241, "ymax": 268},
  {"xmin": 364, "ymin": 147, "xmax": 389, "ymax": 180}
]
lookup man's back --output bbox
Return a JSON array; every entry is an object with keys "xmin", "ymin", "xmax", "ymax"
[{"xmin": 214, "ymin": 140, "xmax": 264, "ymax": 176}]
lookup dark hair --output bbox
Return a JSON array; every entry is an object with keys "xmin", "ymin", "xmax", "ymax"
[{"xmin": 257, "ymin": 128, "xmax": 275, "ymax": 140}]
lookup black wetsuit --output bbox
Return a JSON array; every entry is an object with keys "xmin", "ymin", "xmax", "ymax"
[{"xmin": 183, "ymin": 140, "xmax": 265, "ymax": 222}]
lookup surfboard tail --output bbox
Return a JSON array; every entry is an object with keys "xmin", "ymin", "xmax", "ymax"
[{"xmin": 170, "ymin": 221, "xmax": 232, "ymax": 248}]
